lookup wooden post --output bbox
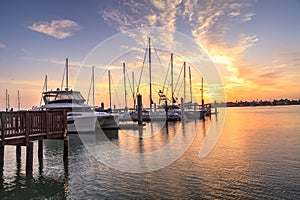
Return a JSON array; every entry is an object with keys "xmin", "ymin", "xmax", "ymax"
[
  {"xmin": 16, "ymin": 145, "xmax": 21, "ymax": 163},
  {"xmin": 46, "ymin": 110, "xmax": 49, "ymax": 138},
  {"xmin": 25, "ymin": 112, "xmax": 30, "ymax": 143},
  {"xmin": 1, "ymin": 112, "xmax": 6, "ymax": 142},
  {"xmin": 137, "ymin": 94, "xmax": 142, "ymax": 126},
  {"xmin": 26, "ymin": 142, "xmax": 33, "ymax": 173},
  {"xmin": 0, "ymin": 145, "xmax": 4, "ymax": 173},
  {"xmin": 180, "ymin": 97, "xmax": 184, "ymax": 120},
  {"xmin": 165, "ymin": 100, "xmax": 168, "ymax": 127},
  {"xmin": 63, "ymin": 110, "xmax": 67, "ymax": 137},
  {"xmin": 38, "ymin": 140, "xmax": 43, "ymax": 161}
]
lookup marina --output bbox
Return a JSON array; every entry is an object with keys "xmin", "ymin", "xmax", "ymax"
[
  {"xmin": 1, "ymin": 1, "xmax": 300, "ymax": 199},
  {"xmin": 0, "ymin": 106, "xmax": 299, "ymax": 199}
]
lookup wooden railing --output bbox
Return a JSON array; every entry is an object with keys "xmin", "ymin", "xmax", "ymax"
[{"xmin": 0, "ymin": 110, "xmax": 67, "ymax": 145}]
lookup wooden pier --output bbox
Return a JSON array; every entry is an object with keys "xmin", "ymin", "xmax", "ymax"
[{"xmin": 0, "ymin": 110, "xmax": 68, "ymax": 173}]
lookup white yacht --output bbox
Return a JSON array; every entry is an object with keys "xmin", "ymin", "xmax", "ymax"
[{"xmin": 42, "ymin": 88, "xmax": 119, "ymax": 133}]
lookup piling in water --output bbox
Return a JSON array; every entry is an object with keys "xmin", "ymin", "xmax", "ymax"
[{"xmin": 137, "ymin": 94, "xmax": 142, "ymax": 126}]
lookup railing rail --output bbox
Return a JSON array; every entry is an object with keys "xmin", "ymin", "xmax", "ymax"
[{"xmin": 0, "ymin": 110, "xmax": 67, "ymax": 144}]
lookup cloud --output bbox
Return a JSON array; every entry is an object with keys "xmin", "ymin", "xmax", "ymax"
[
  {"xmin": 0, "ymin": 42, "xmax": 6, "ymax": 48},
  {"xmin": 100, "ymin": 0, "xmax": 259, "ymax": 101},
  {"xmin": 241, "ymin": 12, "xmax": 255, "ymax": 22},
  {"xmin": 28, "ymin": 19, "xmax": 80, "ymax": 39}
]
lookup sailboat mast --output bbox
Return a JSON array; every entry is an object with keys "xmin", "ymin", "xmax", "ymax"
[
  {"xmin": 66, "ymin": 58, "xmax": 69, "ymax": 90},
  {"xmin": 18, "ymin": 90, "xmax": 20, "ymax": 110},
  {"xmin": 5, "ymin": 89, "xmax": 8, "ymax": 111},
  {"xmin": 132, "ymin": 71, "xmax": 136, "ymax": 109},
  {"xmin": 189, "ymin": 66, "xmax": 192, "ymax": 103},
  {"xmin": 201, "ymin": 77, "xmax": 204, "ymax": 109},
  {"xmin": 148, "ymin": 37, "xmax": 152, "ymax": 108},
  {"xmin": 171, "ymin": 53, "xmax": 174, "ymax": 105},
  {"xmin": 45, "ymin": 75, "xmax": 48, "ymax": 92},
  {"xmin": 183, "ymin": 62, "xmax": 186, "ymax": 104},
  {"xmin": 123, "ymin": 63, "xmax": 128, "ymax": 111},
  {"xmin": 92, "ymin": 66, "xmax": 95, "ymax": 106},
  {"xmin": 108, "ymin": 70, "xmax": 112, "ymax": 109}
]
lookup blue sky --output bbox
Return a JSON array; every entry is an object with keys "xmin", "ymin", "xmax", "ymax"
[{"xmin": 1, "ymin": 0, "xmax": 300, "ymax": 109}]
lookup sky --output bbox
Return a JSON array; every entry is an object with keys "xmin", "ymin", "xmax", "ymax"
[{"xmin": 1, "ymin": 0, "xmax": 300, "ymax": 109}]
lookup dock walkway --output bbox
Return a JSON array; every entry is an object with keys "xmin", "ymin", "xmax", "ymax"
[{"xmin": 0, "ymin": 110, "xmax": 68, "ymax": 173}]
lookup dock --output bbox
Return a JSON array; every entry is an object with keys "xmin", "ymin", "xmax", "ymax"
[{"xmin": 0, "ymin": 110, "xmax": 68, "ymax": 173}]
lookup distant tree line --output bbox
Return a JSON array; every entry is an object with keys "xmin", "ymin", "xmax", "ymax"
[{"xmin": 213, "ymin": 99, "xmax": 300, "ymax": 107}]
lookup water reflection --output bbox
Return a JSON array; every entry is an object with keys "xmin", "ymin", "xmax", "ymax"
[{"xmin": 1, "ymin": 106, "xmax": 299, "ymax": 199}]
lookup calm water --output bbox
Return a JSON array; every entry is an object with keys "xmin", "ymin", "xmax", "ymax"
[{"xmin": 1, "ymin": 106, "xmax": 300, "ymax": 199}]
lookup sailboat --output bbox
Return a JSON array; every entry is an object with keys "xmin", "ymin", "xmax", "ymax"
[
  {"xmin": 41, "ymin": 58, "xmax": 119, "ymax": 132},
  {"xmin": 129, "ymin": 38, "xmax": 181, "ymax": 122}
]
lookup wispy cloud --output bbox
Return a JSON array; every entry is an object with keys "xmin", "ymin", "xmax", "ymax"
[
  {"xmin": 0, "ymin": 42, "xmax": 6, "ymax": 48},
  {"xmin": 28, "ymin": 19, "xmax": 80, "ymax": 39},
  {"xmin": 100, "ymin": 0, "xmax": 258, "ymax": 101},
  {"xmin": 241, "ymin": 12, "xmax": 255, "ymax": 22}
]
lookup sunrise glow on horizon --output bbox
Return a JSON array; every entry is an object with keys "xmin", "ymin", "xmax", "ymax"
[{"xmin": 1, "ymin": 0, "xmax": 300, "ymax": 110}]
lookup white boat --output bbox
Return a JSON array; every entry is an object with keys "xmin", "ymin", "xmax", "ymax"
[
  {"xmin": 42, "ymin": 89, "xmax": 119, "ymax": 133},
  {"xmin": 40, "ymin": 58, "xmax": 118, "ymax": 133}
]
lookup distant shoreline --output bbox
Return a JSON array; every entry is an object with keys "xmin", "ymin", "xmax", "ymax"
[{"xmin": 213, "ymin": 99, "xmax": 300, "ymax": 108}]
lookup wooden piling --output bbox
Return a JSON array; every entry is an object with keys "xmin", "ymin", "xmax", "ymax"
[
  {"xmin": 180, "ymin": 97, "xmax": 184, "ymax": 119},
  {"xmin": 137, "ymin": 94, "xmax": 142, "ymax": 126},
  {"xmin": 26, "ymin": 142, "xmax": 33, "ymax": 172},
  {"xmin": 38, "ymin": 140, "xmax": 43, "ymax": 161},
  {"xmin": 16, "ymin": 145, "xmax": 21, "ymax": 163},
  {"xmin": 0, "ymin": 146, "xmax": 4, "ymax": 173},
  {"xmin": 165, "ymin": 100, "xmax": 168, "ymax": 128}
]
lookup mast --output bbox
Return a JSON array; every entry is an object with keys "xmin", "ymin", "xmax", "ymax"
[
  {"xmin": 123, "ymin": 63, "xmax": 128, "ymax": 111},
  {"xmin": 92, "ymin": 66, "xmax": 95, "ymax": 106},
  {"xmin": 66, "ymin": 58, "xmax": 69, "ymax": 90},
  {"xmin": 8, "ymin": 94, "xmax": 10, "ymax": 111},
  {"xmin": 18, "ymin": 90, "xmax": 20, "ymax": 110},
  {"xmin": 5, "ymin": 89, "xmax": 8, "ymax": 111},
  {"xmin": 201, "ymin": 77, "xmax": 204, "ymax": 109},
  {"xmin": 132, "ymin": 71, "xmax": 136, "ymax": 109},
  {"xmin": 108, "ymin": 70, "xmax": 112, "ymax": 109},
  {"xmin": 148, "ymin": 37, "xmax": 153, "ymax": 108},
  {"xmin": 45, "ymin": 75, "xmax": 48, "ymax": 92},
  {"xmin": 183, "ymin": 62, "xmax": 186, "ymax": 104},
  {"xmin": 189, "ymin": 66, "xmax": 192, "ymax": 103},
  {"xmin": 40, "ymin": 75, "xmax": 48, "ymax": 106},
  {"xmin": 171, "ymin": 53, "xmax": 174, "ymax": 105}
]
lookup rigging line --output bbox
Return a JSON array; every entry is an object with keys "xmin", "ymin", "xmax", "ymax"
[
  {"xmin": 153, "ymin": 47, "xmax": 164, "ymax": 69},
  {"xmin": 137, "ymin": 47, "xmax": 148, "ymax": 93},
  {"xmin": 162, "ymin": 61, "xmax": 170, "ymax": 93},
  {"xmin": 87, "ymin": 72, "xmax": 93, "ymax": 104},
  {"xmin": 110, "ymin": 77, "xmax": 122, "ymax": 108},
  {"xmin": 39, "ymin": 77, "xmax": 46, "ymax": 105},
  {"xmin": 174, "ymin": 62, "xmax": 184, "ymax": 94},
  {"xmin": 176, "ymin": 77, "xmax": 184, "ymax": 100},
  {"xmin": 126, "ymin": 69, "xmax": 133, "ymax": 97}
]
